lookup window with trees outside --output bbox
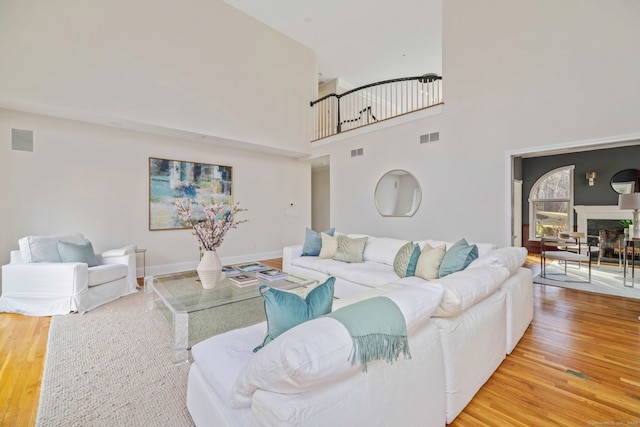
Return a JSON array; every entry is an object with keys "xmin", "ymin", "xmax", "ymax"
[{"xmin": 529, "ymin": 165, "xmax": 574, "ymax": 238}]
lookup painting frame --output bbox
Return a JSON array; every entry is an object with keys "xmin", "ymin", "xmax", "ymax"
[{"xmin": 148, "ymin": 157, "xmax": 233, "ymax": 231}]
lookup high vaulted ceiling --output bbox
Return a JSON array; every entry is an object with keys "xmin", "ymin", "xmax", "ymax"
[{"xmin": 223, "ymin": 0, "xmax": 442, "ymax": 89}]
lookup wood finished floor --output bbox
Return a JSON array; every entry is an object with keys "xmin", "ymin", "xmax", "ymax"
[{"xmin": 1, "ymin": 258, "xmax": 639, "ymax": 426}]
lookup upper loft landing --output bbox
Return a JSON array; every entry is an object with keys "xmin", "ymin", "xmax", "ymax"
[{"xmin": 310, "ymin": 74, "xmax": 443, "ymax": 142}]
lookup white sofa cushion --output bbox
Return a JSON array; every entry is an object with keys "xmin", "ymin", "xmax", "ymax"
[
  {"xmin": 191, "ymin": 322, "xmax": 267, "ymax": 408},
  {"xmin": 327, "ymin": 261, "xmax": 399, "ymax": 288},
  {"xmin": 19, "ymin": 233, "xmax": 85, "ymax": 263},
  {"xmin": 473, "ymin": 242, "xmax": 498, "ymax": 257},
  {"xmin": 231, "ymin": 285, "xmax": 444, "ymax": 407},
  {"xmin": 467, "ymin": 246, "xmax": 528, "ymax": 275},
  {"xmin": 432, "ymin": 289, "xmax": 507, "ymax": 423},
  {"xmin": 426, "ymin": 239, "xmax": 497, "ymax": 258},
  {"xmin": 426, "ymin": 266, "xmax": 510, "ymax": 317},
  {"xmin": 291, "ymin": 256, "xmax": 340, "ymax": 274},
  {"xmin": 87, "ymin": 264, "xmax": 128, "ymax": 287},
  {"xmin": 363, "ymin": 237, "xmax": 409, "ymax": 265}
]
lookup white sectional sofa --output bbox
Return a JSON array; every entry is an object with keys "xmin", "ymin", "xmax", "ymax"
[{"xmin": 186, "ymin": 234, "xmax": 533, "ymax": 426}]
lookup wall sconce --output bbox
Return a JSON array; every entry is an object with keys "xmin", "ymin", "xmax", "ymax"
[{"xmin": 586, "ymin": 172, "xmax": 596, "ymax": 186}]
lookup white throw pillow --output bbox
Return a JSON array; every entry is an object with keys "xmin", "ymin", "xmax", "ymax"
[
  {"xmin": 363, "ymin": 237, "xmax": 410, "ymax": 265},
  {"xmin": 318, "ymin": 232, "xmax": 338, "ymax": 259},
  {"xmin": 414, "ymin": 243, "xmax": 446, "ymax": 280},
  {"xmin": 18, "ymin": 233, "xmax": 85, "ymax": 263}
]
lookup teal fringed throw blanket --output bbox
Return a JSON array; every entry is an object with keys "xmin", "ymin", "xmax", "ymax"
[{"xmin": 326, "ymin": 296, "xmax": 411, "ymax": 372}]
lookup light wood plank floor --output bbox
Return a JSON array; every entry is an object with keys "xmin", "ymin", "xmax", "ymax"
[{"xmin": 1, "ymin": 258, "xmax": 639, "ymax": 426}]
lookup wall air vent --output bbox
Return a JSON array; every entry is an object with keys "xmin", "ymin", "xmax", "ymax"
[
  {"xmin": 420, "ymin": 131, "xmax": 440, "ymax": 144},
  {"xmin": 12, "ymin": 129, "xmax": 34, "ymax": 152},
  {"xmin": 350, "ymin": 148, "xmax": 364, "ymax": 157}
]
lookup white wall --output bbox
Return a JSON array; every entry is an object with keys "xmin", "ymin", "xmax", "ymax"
[
  {"xmin": 311, "ymin": 109, "xmax": 448, "ymax": 241},
  {"xmin": 312, "ymin": 0, "xmax": 640, "ymax": 245},
  {"xmin": 0, "ymin": 109, "xmax": 311, "ymax": 280},
  {"xmin": 311, "ymin": 168, "xmax": 330, "ymax": 231},
  {"xmin": 0, "ymin": 0, "xmax": 317, "ymax": 155}
]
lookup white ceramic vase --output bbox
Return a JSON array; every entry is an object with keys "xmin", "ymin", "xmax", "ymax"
[{"xmin": 197, "ymin": 250, "xmax": 226, "ymax": 289}]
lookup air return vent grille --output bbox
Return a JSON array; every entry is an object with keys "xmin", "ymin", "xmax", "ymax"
[
  {"xmin": 12, "ymin": 129, "xmax": 34, "ymax": 152},
  {"xmin": 420, "ymin": 132, "xmax": 440, "ymax": 144}
]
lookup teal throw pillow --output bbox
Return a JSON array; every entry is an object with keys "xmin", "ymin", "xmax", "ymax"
[
  {"xmin": 57, "ymin": 239, "xmax": 99, "ymax": 267},
  {"xmin": 393, "ymin": 242, "xmax": 419, "ymax": 277},
  {"xmin": 406, "ymin": 245, "xmax": 422, "ymax": 277},
  {"xmin": 302, "ymin": 227, "xmax": 335, "ymax": 256},
  {"xmin": 254, "ymin": 276, "xmax": 335, "ymax": 352},
  {"xmin": 438, "ymin": 238, "xmax": 479, "ymax": 278}
]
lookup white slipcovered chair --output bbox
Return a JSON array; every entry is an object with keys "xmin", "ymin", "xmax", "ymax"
[{"xmin": 0, "ymin": 233, "xmax": 137, "ymax": 316}]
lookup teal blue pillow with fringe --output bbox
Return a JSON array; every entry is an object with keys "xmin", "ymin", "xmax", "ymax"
[{"xmin": 254, "ymin": 277, "xmax": 335, "ymax": 352}]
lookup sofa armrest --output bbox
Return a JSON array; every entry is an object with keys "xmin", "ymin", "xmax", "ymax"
[
  {"xmin": 99, "ymin": 253, "xmax": 137, "ymax": 289},
  {"xmin": 9, "ymin": 250, "xmax": 24, "ymax": 264},
  {"xmin": 282, "ymin": 244, "xmax": 304, "ymax": 273},
  {"xmin": 1, "ymin": 262, "xmax": 89, "ymax": 295},
  {"xmin": 101, "ymin": 248, "xmax": 135, "ymax": 258}
]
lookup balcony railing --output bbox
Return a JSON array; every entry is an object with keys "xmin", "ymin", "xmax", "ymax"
[{"xmin": 310, "ymin": 74, "xmax": 442, "ymax": 141}]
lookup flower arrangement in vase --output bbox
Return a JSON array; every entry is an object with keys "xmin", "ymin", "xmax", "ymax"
[{"xmin": 176, "ymin": 198, "xmax": 248, "ymax": 288}]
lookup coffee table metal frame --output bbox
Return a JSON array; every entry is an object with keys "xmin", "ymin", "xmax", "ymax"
[{"xmin": 145, "ymin": 270, "xmax": 316, "ymax": 365}]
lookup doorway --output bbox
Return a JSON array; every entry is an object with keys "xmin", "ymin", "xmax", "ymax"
[{"xmin": 311, "ymin": 156, "xmax": 330, "ymax": 231}]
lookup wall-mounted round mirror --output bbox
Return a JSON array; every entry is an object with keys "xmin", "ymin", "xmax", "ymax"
[
  {"xmin": 610, "ymin": 168, "xmax": 640, "ymax": 194},
  {"xmin": 374, "ymin": 170, "xmax": 422, "ymax": 217}
]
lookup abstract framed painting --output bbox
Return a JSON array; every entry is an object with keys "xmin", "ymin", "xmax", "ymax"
[{"xmin": 149, "ymin": 157, "xmax": 233, "ymax": 230}]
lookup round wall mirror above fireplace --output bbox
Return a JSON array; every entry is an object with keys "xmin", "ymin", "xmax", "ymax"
[
  {"xmin": 610, "ymin": 168, "xmax": 640, "ymax": 194},
  {"xmin": 374, "ymin": 170, "xmax": 421, "ymax": 217}
]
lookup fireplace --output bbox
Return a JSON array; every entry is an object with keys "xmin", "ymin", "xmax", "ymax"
[
  {"xmin": 587, "ymin": 219, "xmax": 624, "ymax": 261},
  {"xmin": 575, "ymin": 205, "xmax": 634, "ymax": 263}
]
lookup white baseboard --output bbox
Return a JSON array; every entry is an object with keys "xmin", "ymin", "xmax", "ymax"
[{"xmin": 137, "ymin": 250, "xmax": 283, "ymax": 278}]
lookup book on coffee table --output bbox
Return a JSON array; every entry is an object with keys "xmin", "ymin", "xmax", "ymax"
[
  {"xmin": 236, "ymin": 262, "xmax": 269, "ymax": 273},
  {"xmin": 283, "ymin": 275, "xmax": 316, "ymax": 286},
  {"xmin": 229, "ymin": 274, "xmax": 259, "ymax": 287},
  {"xmin": 256, "ymin": 269, "xmax": 287, "ymax": 282},
  {"xmin": 222, "ymin": 266, "xmax": 241, "ymax": 277}
]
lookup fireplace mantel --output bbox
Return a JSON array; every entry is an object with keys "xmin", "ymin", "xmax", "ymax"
[{"xmin": 574, "ymin": 205, "xmax": 633, "ymax": 233}]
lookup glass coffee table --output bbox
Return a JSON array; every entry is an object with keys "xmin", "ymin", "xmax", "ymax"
[{"xmin": 144, "ymin": 270, "xmax": 317, "ymax": 365}]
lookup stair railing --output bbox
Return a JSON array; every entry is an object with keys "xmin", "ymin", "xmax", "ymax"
[{"xmin": 310, "ymin": 74, "xmax": 442, "ymax": 141}]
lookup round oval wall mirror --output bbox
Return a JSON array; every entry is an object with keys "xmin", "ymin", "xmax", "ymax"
[
  {"xmin": 374, "ymin": 170, "xmax": 422, "ymax": 217},
  {"xmin": 610, "ymin": 168, "xmax": 640, "ymax": 194}
]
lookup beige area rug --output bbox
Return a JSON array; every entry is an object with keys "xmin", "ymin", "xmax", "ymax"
[
  {"xmin": 36, "ymin": 291, "xmax": 194, "ymax": 427},
  {"xmin": 533, "ymin": 260, "xmax": 640, "ymax": 299}
]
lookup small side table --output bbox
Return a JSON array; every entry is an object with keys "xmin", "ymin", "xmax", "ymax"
[
  {"xmin": 623, "ymin": 239, "xmax": 639, "ymax": 287},
  {"xmin": 135, "ymin": 249, "xmax": 147, "ymax": 288}
]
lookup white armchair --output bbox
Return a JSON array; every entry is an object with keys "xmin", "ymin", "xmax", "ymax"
[{"xmin": 0, "ymin": 233, "xmax": 137, "ymax": 316}]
